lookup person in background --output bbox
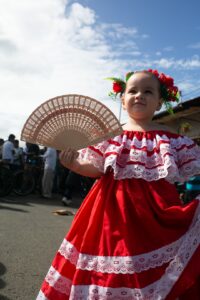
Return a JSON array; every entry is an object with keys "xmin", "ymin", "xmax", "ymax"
[
  {"xmin": 24, "ymin": 142, "xmax": 40, "ymax": 165},
  {"xmin": 13, "ymin": 139, "xmax": 24, "ymax": 170},
  {"xmin": 2, "ymin": 134, "xmax": 15, "ymax": 165},
  {"xmin": 61, "ymin": 171, "xmax": 95, "ymax": 206},
  {"xmin": 52, "ymin": 150, "xmax": 63, "ymax": 194},
  {"xmin": 184, "ymin": 175, "xmax": 200, "ymax": 203},
  {"xmin": 41, "ymin": 147, "xmax": 57, "ymax": 199},
  {"xmin": 61, "ymin": 170, "xmax": 82, "ymax": 206},
  {"xmin": 0, "ymin": 138, "xmax": 4, "ymax": 159}
]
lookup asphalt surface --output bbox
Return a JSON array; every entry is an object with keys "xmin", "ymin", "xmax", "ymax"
[{"xmin": 0, "ymin": 193, "xmax": 82, "ymax": 300}]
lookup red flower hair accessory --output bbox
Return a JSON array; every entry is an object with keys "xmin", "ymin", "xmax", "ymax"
[
  {"xmin": 106, "ymin": 72, "xmax": 134, "ymax": 98},
  {"xmin": 106, "ymin": 70, "xmax": 180, "ymax": 114},
  {"xmin": 148, "ymin": 69, "xmax": 180, "ymax": 113}
]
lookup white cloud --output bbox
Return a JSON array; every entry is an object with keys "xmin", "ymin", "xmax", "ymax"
[
  {"xmin": 178, "ymin": 81, "xmax": 196, "ymax": 93},
  {"xmin": 154, "ymin": 58, "xmax": 175, "ymax": 68},
  {"xmin": 0, "ymin": 0, "xmax": 200, "ymax": 142},
  {"xmin": 0, "ymin": 0, "xmax": 147, "ymax": 141},
  {"xmin": 188, "ymin": 42, "xmax": 200, "ymax": 49},
  {"xmin": 163, "ymin": 46, "xmax": 174, "ymax": 52},
  {"xmin": 0, "ymin": 111, "xmax": 26, "ymax": 140},
  {"xmin": 178, "ymin": 79, "xmax": 200, "ymax": 100},
  {"xmin": 154, "ymin": 56, "xmax": 200, "ymax": 69},
  {"xmin": 0, "ymin": 0, "xmax": 125, "ymax": 140},
  {"xmin": 0, "ymin": 38, "xmax": 17, "ymax": 53},
  {"xmin": 156, "ymin": 51, "xmax": 162, "ymax": 56},
  {"xmin": 141, "ymin": 34, "xmax": 149, "ymax": 39},
  {"xmin": 100, "ymin": 23, "xmax": 138, "ymax": 39}
]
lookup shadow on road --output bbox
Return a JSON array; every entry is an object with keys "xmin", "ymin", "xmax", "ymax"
[
  {"xmin": 0, "ymin": 203, "xmax": 29, "ymax": 213},
  {"xmin": 0, "ymin": 192, "xmax": 84, "ymax": 209},
  {"xmin": 0, "ymin": 295, "xmax": 12, "ymax": 300},
  {"xmin": 0, "ymin": 263, "xmax": 9, "ymax": 298},
  {"xmin": 0, "ymin": 262, "xmax": 6, "ymax": 289}
]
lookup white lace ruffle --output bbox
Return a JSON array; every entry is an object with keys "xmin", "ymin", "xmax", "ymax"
[
  {"xmin": 40, "ymin": 201, "xmax": 200, "ymax": 299},
  {"xmin": 41, "ymin": 203, "xmax": 200, "ymax": 299},
  {"xmin": 36, "ymin": 291, "xmax": 48, "ymax": 300},
  {"xmin": 59, "ymin": 238, "xmax": 180, "ymax": 274},
  {"xmin": 79, "ymin": 132, "xmax": 200, "ymax": 183},
  {"xmin": 44, "ymin": 266, "xmax": 71, "ymax": 295},
  {"xmin": 58, "ymin": 200, "xmax": 200, "ymax": 274}
]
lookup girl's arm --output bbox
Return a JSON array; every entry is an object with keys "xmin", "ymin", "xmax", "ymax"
[{"xmin": 59, "ymin": 149, "xmax": 103, "ymax": 178}]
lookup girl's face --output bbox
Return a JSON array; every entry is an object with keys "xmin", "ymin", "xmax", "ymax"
[{"xmin": 122, "ymin": 72, "xmax": 162, "ymax": 121}]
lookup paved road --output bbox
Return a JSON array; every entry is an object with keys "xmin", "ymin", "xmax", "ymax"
[{"xmin": 0, "ymin": 193, "xmax": 82, "ymax": 300}]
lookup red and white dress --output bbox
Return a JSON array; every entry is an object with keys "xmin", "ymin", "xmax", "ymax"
[{"xmin": 37, "ymin": 130, "xmax": 200, "ymax": 300}]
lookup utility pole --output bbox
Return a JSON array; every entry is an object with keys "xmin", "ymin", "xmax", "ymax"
[{"xmin": 118, "ymin": 100, "xmax": 122, "ymax": 123}]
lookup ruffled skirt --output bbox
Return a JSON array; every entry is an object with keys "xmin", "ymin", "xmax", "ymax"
[{"xmin": 37, "ymin": 173, "xmax": 200, "ymax": 300}]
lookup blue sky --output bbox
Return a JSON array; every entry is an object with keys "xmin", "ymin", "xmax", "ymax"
[
  {"xmin": 82, "ymin": 0, "xmax": 200, "ymax": 56},
  {"xmin": 78, "ymin": 0, "xmax": 200, "ymax": 95},
  {"xmin": 0, "ymin": 0, "xmax": 200, "ymax": 141},
  {"xmin": 77, "ymin": 0, "xmax": 200, "ymax": 97}
]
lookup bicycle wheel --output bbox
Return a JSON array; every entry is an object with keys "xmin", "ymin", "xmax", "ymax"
[
  {"xmin": 0, "ymin": 166, "xmax": 13, "ymax": 196},
  {"xmin": 13, "ymin": 170, "xmax": 35, "ymax": 196}
]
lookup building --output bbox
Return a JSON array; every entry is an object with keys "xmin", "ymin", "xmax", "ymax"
[{"xmin": 153, "ymin": 96, "xmax": 200, "ymax": 143}]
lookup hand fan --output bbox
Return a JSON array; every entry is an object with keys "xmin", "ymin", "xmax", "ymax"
[{"xmin": 21, "ymin": 94, "xmax": 123, "ymax": 150}]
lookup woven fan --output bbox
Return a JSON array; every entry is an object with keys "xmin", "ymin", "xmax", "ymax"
[{"xmin": 21, "ymin": 94, "xmax": 123, "ymax": 150}]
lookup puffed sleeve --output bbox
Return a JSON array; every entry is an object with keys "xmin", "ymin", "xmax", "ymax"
[
  {"xmin": 78, "ymin": 139, "xmax": 110, "ymax": 173},
  {"xmin": 170, "ymin": 135, "xmax": 200, "ymax": 181}
]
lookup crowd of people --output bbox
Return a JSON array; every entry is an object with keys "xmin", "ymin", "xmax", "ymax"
[
  {"xmin": 0, "ymin": 134, "xmax": 93, "ymax": 204},
  {"xmin": 0, "ymin": 128, "xmax": 199, "ymax": 206}
]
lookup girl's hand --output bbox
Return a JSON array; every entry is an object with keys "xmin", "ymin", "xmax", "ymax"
[
  {"xmin": 59, "ymin": 148, "xmax": 103, "ymax": 178},
  {"xmin": 59, "ymin": 148, "xmax": 79, "ymax": 168}
]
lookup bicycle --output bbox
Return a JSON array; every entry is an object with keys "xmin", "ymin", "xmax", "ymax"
[
  {"xmin": 13, "ymin": 157, "xmax": 43, "ymax": 196},
  {"xmin": 0, "ymin": 161, "xmax": 13, "ymax": 196},
  {"xmin": 0, "ymin": 158, "xmax": 43, "ymax": 197}
]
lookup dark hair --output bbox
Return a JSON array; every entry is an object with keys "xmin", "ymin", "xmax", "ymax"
[
  {"xmin": 8, "ymin": 134, "xmax": 15, "ymax": 140},
  {"xmin": 14, "ymin": 139, "xmax": 19, "ymax": 145}
]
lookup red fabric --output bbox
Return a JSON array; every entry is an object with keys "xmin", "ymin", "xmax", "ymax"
[
  {"xmin": 68, "ymin": 175, "xmax": 197, "ymax": 254},
  {"xmin": 41, "ymin": 281, "xmax": 68, "ymax": 300},
  {"xmin": 38, "ymin": 173, "xmax": 199, "ymax": 299},
  {"xmin": 166, "ymin": 247, "xmax": 200, "ymax": 300},
  {"xmin": 37, "ymin": 131, "xmax": 200, "ymax": 299}
]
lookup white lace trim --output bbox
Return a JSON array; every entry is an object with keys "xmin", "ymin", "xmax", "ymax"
[
  {"xmin": 59, "ymin": 238, "xmax": 180, "ymax": 274},
  {"xmin": 39, "ymin": 278, "xmax": 183, "ymax": 300},
  {"xmin": 44, "ymin": 266, "xmax": 71, "ymax": 295},
  {"xmin": 79, "ymin": 133, "xmax": 200, "ymax": 183},
  {"xmin": 39, "ymin": 203, "xmax": 199, "ymax": 299},
  {"xmin": 69, "ymin": 283, "xmax": 160, "ymax": 299},
  {"xmin": 36, "ymin": 291, "xmax": 49, "ymax": 300},
  {"xmin": 41, "ymin": 217, "xmax": 199, "ymax": 300},
  {"xmin": 58, "ymin": 201, "xmax": 200, "ymax": 274}
]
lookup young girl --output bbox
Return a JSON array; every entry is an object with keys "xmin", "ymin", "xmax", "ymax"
[{"xmin": 37, "ymin": 70, "xmax": 200, "ymax": 300}]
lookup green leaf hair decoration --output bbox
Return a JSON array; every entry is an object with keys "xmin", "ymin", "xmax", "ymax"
[{"xmin": 106, "ymin": 69, "xmax": 180, "ymax": 114}]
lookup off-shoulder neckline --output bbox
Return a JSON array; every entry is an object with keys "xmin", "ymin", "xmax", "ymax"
[{"xmin": 122, "ymin": 129, "xmax": 178, "ymax": 135}]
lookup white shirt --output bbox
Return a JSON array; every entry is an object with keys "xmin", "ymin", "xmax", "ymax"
[
  {"xmin": 42, "ymin": 147, "xmax": 57, "ymax": 170},
  {"xmin": 13, "ymin": 147, "xmax": 23, "ymax": 165},
  {"xmin": 2, "ymin": 141, "xmax": 14, "ymax": 162}
]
